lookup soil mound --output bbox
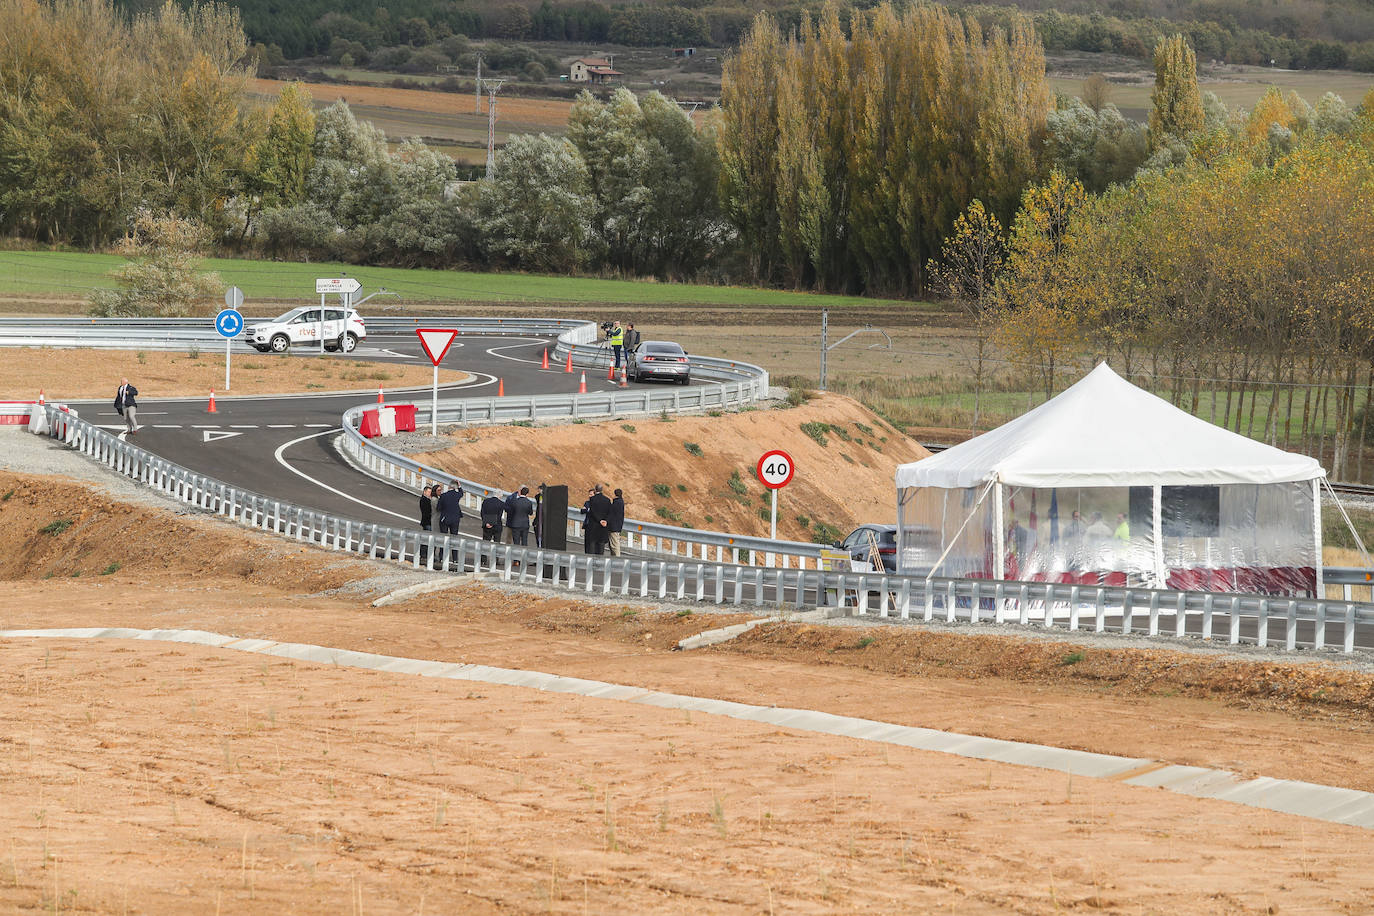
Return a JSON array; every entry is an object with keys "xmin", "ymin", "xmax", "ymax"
[
  {"xmin": 411, "ymin": 393, "xmax": 928, "ymax": 542},
  {"xmin": 0, "ymin": 471, "xmax": 368, "ymax": 591}
]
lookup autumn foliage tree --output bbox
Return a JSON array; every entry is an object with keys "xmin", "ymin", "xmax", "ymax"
[{"xmin": 1148, "ymin": 34, "xmax": 1205, "ymax": 150}]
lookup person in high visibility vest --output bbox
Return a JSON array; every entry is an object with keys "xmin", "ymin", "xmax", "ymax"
[{"xmin": 608, "ymin": 320, "xmax": 625, "ymax": 368}]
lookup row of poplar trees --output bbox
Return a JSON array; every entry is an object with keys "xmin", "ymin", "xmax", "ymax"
[{"xmin": 718, "ymin": 4, "xmax": 1049, "ymax": 296}]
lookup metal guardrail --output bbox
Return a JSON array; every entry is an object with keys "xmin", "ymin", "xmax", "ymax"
[
  {"xmin": 14, "ymin": 403, "xmax": 1374, "ymax": 654},
  {"xmin": 0, "ymin": 316, "xmax": 594, "ymax": 351},
  {"xmin": 337, "ymin": 318, "xmax": 828, "ymax": 568}
]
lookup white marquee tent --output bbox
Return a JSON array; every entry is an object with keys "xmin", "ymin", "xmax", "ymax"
[{"xmin": 895, "ymin": 364, "xmax": 1330, "ymax": 595}]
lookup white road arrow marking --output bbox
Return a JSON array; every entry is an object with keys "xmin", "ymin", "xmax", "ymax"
[{"xmin": 203, "ymin": 430, "xmax": 242, "ymax": 443}]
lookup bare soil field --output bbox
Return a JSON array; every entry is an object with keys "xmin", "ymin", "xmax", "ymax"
[
  {"xmin": 0, "ymin": 349, "xmax": 469, "ymax": 403},
  {"xmin": 3, "ymin": 467, "xmax": 1374, "ymax": 913}
]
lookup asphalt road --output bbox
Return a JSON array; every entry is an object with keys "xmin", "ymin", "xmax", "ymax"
[{"xmin": 71, "ymin": 331, "xmax": 680, "ymax": 529}]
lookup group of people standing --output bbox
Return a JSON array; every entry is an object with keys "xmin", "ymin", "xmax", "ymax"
[
  {"xmin": 606, "ymin": 320, "xmax": 641, "ymax": 370},
  {"xmin": 479, "ymin": 486, "xmax": 536, "ymax": 545},
  {"xmin": 580, "ymin": 484, "xmax": 625, "ymax": 555}
]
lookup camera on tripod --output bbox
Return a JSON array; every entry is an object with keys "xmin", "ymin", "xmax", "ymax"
[{"xmin": 600, "ymin": 320, "xmax": 615, "ymax": 336}]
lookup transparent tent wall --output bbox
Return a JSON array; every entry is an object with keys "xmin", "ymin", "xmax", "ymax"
[{"xmin": 898, "ymin": 481, "xmax": 1317, "ymax": 595}]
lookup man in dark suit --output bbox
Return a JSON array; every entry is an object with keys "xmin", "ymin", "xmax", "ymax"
[
  {"xmin": 508, "ymin": 486, "xmax": 534, "ymax": 546},
  {"xmin": 418, "ymin": 485, "xmax": 433, "ymax": 564},
  {"xmin": 586, "ymin": 483, "xmax": 613, "ymax": 555},
  {"xmin": 480, "ymin": 491, "xmax": 505, "ymax": 542},
  {"xmin": 437, "ymin": 481, "xmax": 464, "ymax": 536}
]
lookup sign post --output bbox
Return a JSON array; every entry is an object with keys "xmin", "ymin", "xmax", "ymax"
[
  {"xmin": 756, "ymin": 448, "xmax": 795, "ymax": 541},
  {"xmin": 315, "ymin": 278, "xmax": 361, "ymax": 354},
  {"xmin": 216, "ymin": 288, "xmax": 244, "ymax": 391},
  {"xmin": 415, "ymin": 327, "xmax": 460, "ymax": 436}
]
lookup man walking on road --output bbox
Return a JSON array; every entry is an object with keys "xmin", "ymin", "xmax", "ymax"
[
  {"xmin": 608, "ymin": 489, "xmax": 625, "ymax": 556},
  {"xmin": 586, "ymin": 483, "xmax": 613, "ymax": 555},
  {"xmin": 480, "ymin": 491, "xmax": 505, "ymax": 542},
  {"xmin": 113, "ymin": 378, "xmax": 139, "ymax": 435}
]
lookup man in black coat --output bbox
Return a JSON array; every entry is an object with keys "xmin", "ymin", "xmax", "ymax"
[
  {"xmin": 585, "ymin": 483, "xmax": 613, "ymax": 555},
  {"xmin": 508, "ymin": 486, "xmax": 534, "ymax": 546},
  {"xmin": 419, "ymin": 485, "xmax": 433, "ymax": 531},
  {"xmin": 437, "ymin": 480, "xmax": 464, "ymax": 535},
  {"xmin": 418, "ymin": 485, "xmax": 433, "ymax": 564},
  {"xmin": 480, "ymin": 492, "xmax": 505, "ymax": 542},
  {"xmin": 608, "ymin": 488, "xmax": 626, "ymax": 556}
]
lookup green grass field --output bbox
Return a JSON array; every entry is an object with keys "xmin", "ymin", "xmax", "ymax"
[
  {"xmin": 0, "ymin": 250, "xmax": 915, "ymax": 309},
  {"xmin": 883, "ymin": 384, "xmax": 1359, "ymax": 440}
]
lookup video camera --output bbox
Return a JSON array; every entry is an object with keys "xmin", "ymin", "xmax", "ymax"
[{"xmin": 599, "ymin": 320, "xmax": 615, "ymax": 335}]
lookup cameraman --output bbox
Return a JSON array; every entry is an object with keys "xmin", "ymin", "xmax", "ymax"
[{"xmin": 607, "ymin": 319, "xmax": 625, "ymax": 369}]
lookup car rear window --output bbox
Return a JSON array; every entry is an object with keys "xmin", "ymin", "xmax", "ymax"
[{"xmin": 644, "ymin": 343, "xmax": 684, "ymax": 355}]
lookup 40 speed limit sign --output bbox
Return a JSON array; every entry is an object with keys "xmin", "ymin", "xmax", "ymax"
[
  {"xmin": 757, "ymin": 449, "xmax": 795, "ymax": 489},
  {"xmin": 757, "ymin": 450, "xmax": 793, "ymax": 540}
]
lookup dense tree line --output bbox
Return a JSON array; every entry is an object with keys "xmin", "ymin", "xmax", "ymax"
[
  {"xmin": 718, "ymin": 5, "xmax": 1049, "ymax": 295},
  {"xmin": 119, "ymin": 0, "xmax": 1374, "ymax": 69},
  {"xmin": 940, "ymin": 56, "xmax": 1374, "ymax": 474}
]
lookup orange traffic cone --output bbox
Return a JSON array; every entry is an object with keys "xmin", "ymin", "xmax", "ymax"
[
  {"xmin": 618, "ymin": 366, "xmax": 628, "ymax": 388},
  {"xmin": 207, "ymin": 390, "xmax": 217, "ymax": 413},
  {"xmin": 540, "ymin": 348, "xmax": 550, "ymax": 370},
  {"xmin": 577, "ymin": 372, "xmax": 587, "ymax": 394},
  {"xmin": 607, "ymin": 363, "xmax": 616, "ymax": 381},
  {"xmin": 498, "ymin": 378, "xmax": 504, "ymax": 396},
  {"xmin": 377, "ymin": 385, "xmax": 384, "ymax": 405},
  {"xmin": 564, "ymin": 350, "xmax": 574, "ymax": 373},
  {"xmin": 37, "ymin": 389, "xmax": 44, "ymax": 406}
]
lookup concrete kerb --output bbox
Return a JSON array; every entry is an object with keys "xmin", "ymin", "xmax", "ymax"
[
  {"xmin": 371, "ymin": 575, "xmax": 480, "ymax": 607},
  {"xmin": 5, "ymin": 626, "xmax": 1373, "ymax": 831}
]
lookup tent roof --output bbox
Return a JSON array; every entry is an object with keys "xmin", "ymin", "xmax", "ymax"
[{"xmin": 895, "ymin": 363, "xmax": 1325, "ymax": 490}]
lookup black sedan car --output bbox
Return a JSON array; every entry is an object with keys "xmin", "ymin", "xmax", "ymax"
[{"xmin": 628, "ymin": 340, "xmax": 691, "ymax": 384}]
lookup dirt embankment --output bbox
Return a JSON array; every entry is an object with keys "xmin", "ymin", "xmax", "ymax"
[{"xmin": 410, "ymin": 393, "xmax": 927, "ymax": 542}]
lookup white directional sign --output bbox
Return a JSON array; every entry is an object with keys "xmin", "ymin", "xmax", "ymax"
[
  {"xmin": 415, "ymin": 328, "xmax": 460, "ymax": 436},
  {"xmin": 315, "ymin": 277, "xmax": 362, "ymax": 294}
]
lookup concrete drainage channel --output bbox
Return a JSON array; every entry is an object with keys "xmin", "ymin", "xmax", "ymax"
[{"xmin": 3, "ymin": 626, "xmax": 1372, "ymax": 832}]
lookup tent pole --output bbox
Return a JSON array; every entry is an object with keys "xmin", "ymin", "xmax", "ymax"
[
  {"xmin": 993, "ymin": 480, "xmax": 1005, "ymax": 580},
  {"xmin": 925, "ymin": 481, "xmax": 994, "ymax": 582},
  {"xmin": 1314, "ymin": 477, "xmax": 1325, "ymax": 598},
  {"xmin": 1152, "ymin": 484, "xmax": 1165, "ymax": 589},
  {"xmin": 1322, "ymin": 477, "xmax": 1370, "ymax": 568}
]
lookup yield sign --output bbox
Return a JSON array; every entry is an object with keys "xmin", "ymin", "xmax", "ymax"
[{"xmin": 415, "ymin": 328, "xmax": 459, "ymax": 366}]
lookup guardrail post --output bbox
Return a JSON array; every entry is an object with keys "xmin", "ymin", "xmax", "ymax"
[
  {"xmin": 1256, "ymin": 598, "xmax": 1269, "ymax": 648},
  {"xmin": 1018, "ymin": 585, "xmax": 1030, "ymax": 626},
  {"xmin": 1285, "ymin": 599, "xmax": 1298, "ymax": 651},
  {"xmin": 1201, "ymin": 594, "xmax": 1215, "ymax": 640},
  {"xmin": 1345, "ymin": 604, "xmax": 1356, "ymax": 653},
  {"xmin": 674, "ymin": 563, "xmax": 686, "ymax": 600},
  {"xmin": 1314, "ymin": 598, "xmax": 1327, "ymax": 650},
  {"xmin": 714, "ymin": 567, "xmax": 725, "ymax": 604},
  {"xmin": 1122, "ymin": 590, "xmax": 1134, "ymax": 634},
  {"xmin": 1148, "ymin": 592, "xmax": 1160, "ymax": 636},
  {"xmin": 1094, "ymin": 589, "xmax": 1106, "ymax": 632},
  {"xmin": 694, "ymin": 564, "xmax": 705, "ymax": 601}
]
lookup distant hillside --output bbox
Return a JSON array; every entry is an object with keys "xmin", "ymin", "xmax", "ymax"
[{"xmin": 120, "ymin": 0, "xmax": 1374, "ymax": 69}]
